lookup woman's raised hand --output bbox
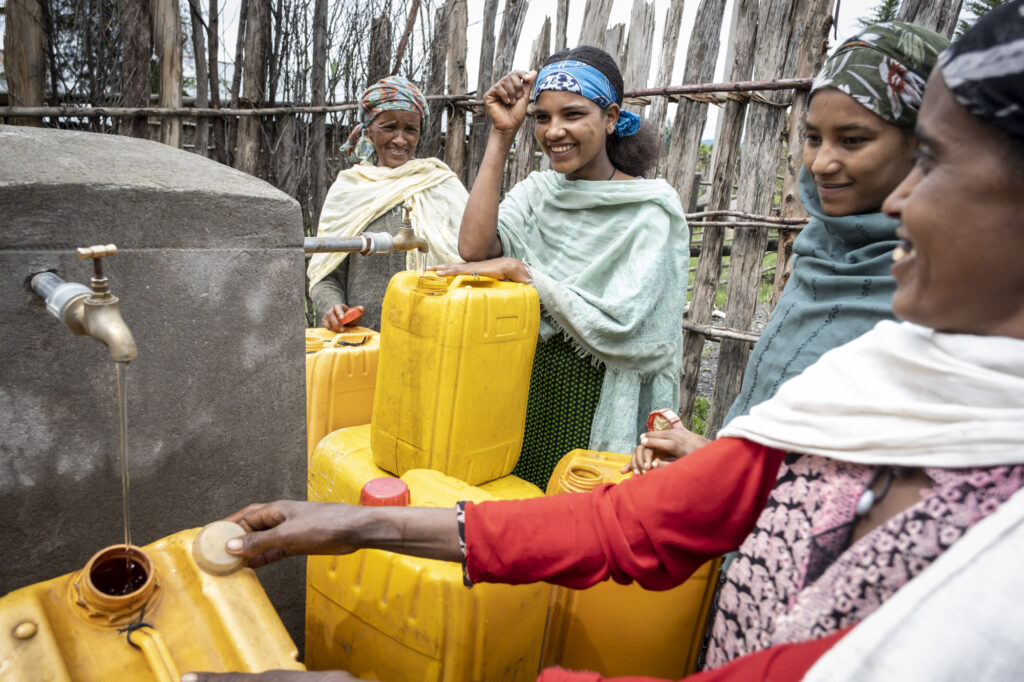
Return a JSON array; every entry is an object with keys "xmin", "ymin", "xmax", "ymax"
[
  {"xmin": 428, "ymin": 257, "xmax": 532, "ymax": 284},
  {"xmin": 484, "ymin": 70, "xmax": 537, "ymax": 134}
]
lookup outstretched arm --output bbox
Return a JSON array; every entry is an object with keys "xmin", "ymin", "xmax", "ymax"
[
  {"xmin": 459, "ymin": 69, "xmax": 536, "ymax": 261},
  {"xmin": 222, "ymin": 500, "xmax": 461, "ymax": 568}
]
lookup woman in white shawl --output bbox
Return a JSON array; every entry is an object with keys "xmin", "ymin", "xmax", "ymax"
[
  {"xmin": 307, "ymin": 76, "xmax": 465, "ymax": 332},
  {"xmin": 186, "ymin": 5, "xmax": 1024, "ymax": 681}
]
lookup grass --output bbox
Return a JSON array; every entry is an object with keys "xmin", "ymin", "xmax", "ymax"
[{"xmin": 687, "ymin": 396, "xmax": 710, "ymax": 436}]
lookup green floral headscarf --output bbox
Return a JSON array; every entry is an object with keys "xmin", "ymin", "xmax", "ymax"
[{"xmin": 811, "ymin": 22, "xmax": 949, "ymax": 128}]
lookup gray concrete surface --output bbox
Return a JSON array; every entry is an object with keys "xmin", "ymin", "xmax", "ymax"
[{"xmin": 0, "ymin": 125, "xmax": 308, "ymax": 651}]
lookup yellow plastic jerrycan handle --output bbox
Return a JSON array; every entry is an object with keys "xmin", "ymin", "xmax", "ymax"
[{"xmin": 448, "ymin": 273, "xmax": 498, "ymax": 289}]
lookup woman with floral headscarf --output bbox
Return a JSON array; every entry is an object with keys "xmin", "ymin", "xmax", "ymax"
[
  {"xmin": 307, "ymin": 76, "xmax": 466, "ymax": 332},
  {"xmin": 629, "ymin": 22, "xmax": 951, "ymax": 473}
]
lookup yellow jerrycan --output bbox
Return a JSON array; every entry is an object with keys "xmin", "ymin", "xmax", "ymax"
[
  {"xmin": 0, "ymin": 529, "xmax": 303, "ymax": 680},
  {"xmin": 371, "ymin": 272, "xmax": 540, "ymax": 485},
  {"xmin": 305, "ymin": 326, "xmax": 380, "ymax": 458},
  {"xmin": 540, "ymin": 449, "xmax": 722, "ymax": 679},
  {"xmin": 307, "ymin": 424, "xmax": 550, "ymax": 681}
]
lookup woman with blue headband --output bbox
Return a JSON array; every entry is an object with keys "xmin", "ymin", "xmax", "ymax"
[{"xmin": 433, "ymin": 46, "xmax": 689, "ymax": 489}]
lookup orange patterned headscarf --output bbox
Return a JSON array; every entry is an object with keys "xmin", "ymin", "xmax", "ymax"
[{"xmin": 342, "ymin": 76, "xmax": 428, "ymax": 163}]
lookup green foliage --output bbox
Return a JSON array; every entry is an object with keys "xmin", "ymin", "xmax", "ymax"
[
  {"xmin": 956, "ymin": 0, "xmax": 1012, "ymax": 38},
  {"xmin": 687, "ymin": 397, "xmax": 710, "ymax": 436},
  {"xmin": 856, "ymin": 0, "xmax": 900, "ymax": 29}
]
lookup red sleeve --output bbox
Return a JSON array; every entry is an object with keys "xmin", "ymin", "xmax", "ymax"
[
  {"xmin": 533, "ymin": 626, "xmax": 852, "ymax": 682},
  {"xmin": 465, "ymin": 437, "xmax": 785, "ymax": 590}
]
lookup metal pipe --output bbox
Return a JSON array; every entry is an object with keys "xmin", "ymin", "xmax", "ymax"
[{"xmin": 303, "ymin": 232, "xmax": 394, "ymax": 255}]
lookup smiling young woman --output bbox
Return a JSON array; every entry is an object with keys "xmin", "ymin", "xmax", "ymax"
[
  {"xmin": 630, "ymin": 22, "xmax": 950, "ymax": 475},
  {"xmin": 431, "ymin": 46, "xmax": 686, "ymax": 488}
]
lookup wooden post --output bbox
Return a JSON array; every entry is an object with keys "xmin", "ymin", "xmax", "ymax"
[
  {"xmin": 578, "ymin": 0, "xmax": 614, "ymax": 47},
  {"xmin": 621, "ymin": 0, "xmax": 656, "ymax": 118},
  {"xmin": 368, "ymin": 16, "xmax": 394, "ymax": 86},
  {"xmin": 662, "ymin": 0, "xmax": 727, "ymax": 202},
  {"xmin": 445, "ymin": 0, "xmax": 469, "ymax": 182},
  {"xmin": 3, "ymin": 0, "xmax": 47, "ymax": 126},
  {"xmin": 510, "ymin": 17, "xmax": 551, "ymax": 186},
  {"xmin": 234, "ymin": 0, "xmax": 270, "ymax": 174},
  {"xmin": 152, "ymin": 0, "xmax": 183, "ymax": 147},
  {"xmin": 605, "ymin": 23, "xmax": 625, "ymax": 63},
  {"xmin": 310, "ymin": 0, "xmax": 328, "ymax": 227},
  {"xmin": 422, "ymin": 1, "xmax": 451, "ymax": 158},
  {"xmin": 678, "ymin": 0, "xmax": 756, "ymax": 423},
  {"xmin": 707, "ymin": 0, "xmax": 806, "ymax": 436},
  {"xmin": 227, "ymin": 0, "xmax": 248, "ymax": 161},
  {"xmin": 897, "ymin": 0, "xmax": 963, "ymax": 38},
  {"xmin": 467, "ymin": 0, "xmax": 500, "ymax": 185},
  {"xmin": 771, "ymin": 0, "xmax": 832, "ymax": 310},
  {"xmin": 119, "ymin": 0, "xmax": 152, "ymax": 138},
  {"xmin": 647, "ymin": 0, "xmax": 686, "ymax": 141},
  {"xmin": 554, "ymin": 0, "xmax": 570, "ymax": 52},
  {"xmin": 494, "ymin": 0, "xmax": 530, "ymax": 78}
]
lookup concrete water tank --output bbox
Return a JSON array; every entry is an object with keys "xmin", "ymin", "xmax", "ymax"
[{"xmin": 0, "ymin": 125, "xmax": 308, "ymax": 645}]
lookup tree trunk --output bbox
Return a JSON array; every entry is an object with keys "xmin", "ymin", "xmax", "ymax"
[
  {"xmin": 678, "ymin": 0, "xmax": 756, "ymax": 424},
  {"xmin": 466, "ymin": 0, "xmax": 499, "ymax": 185},
  {"xmin": 119, "ymin": 0, "xmax": 152, "ymax": 138},
  {"xmin": 234, "ymin": 0, "xmax": 270, "ymax": 174},
  {"xmin": 152, "ymin": 0, "xmax": 183, "ymax": 147},
  {"xmin": 228, "ymin": 0, "xmax": 248, "ymax": 162},
  {"xmin": 445, "ymin": 0, "xmax": 469, "ymax": 182},
  {"xmin": 578, "ymin": 0, "xmax": 613, "ymax": 47},
  {"xmin": 647, "ymin": 0, "xmax": 685, "ymax": 141},
  {"xmin": 4, "ymin": 0, "xmax": 47, "ymax": 126},
  {"xmin": 708, "ymin": 0, "xmax": 807, "ymax": 436},
  {"xmin": 662, "ymin": 0, "xmax": 727, "ymax": 202},
  {"xmin": 621, "ymin": 0, "xmax": 655, "ymax": 118},
  {"xmin": 897, "ymin": 0, "xmax": 963, "ymax": 37},
  {"xmin": 310, "ymin": 0, "xmax": 328, "ymax": 227},
  {"xmin": 510, "ymin": 16, "xmax": 551, "ymax": 186},
  {"xmin": 208, "ymin": 0, "xmax": 228, "ymax": 163},
  {"xmin": 421, "ymin": 1, "xmax": 451, "ymax": 158},
  {"xmin": 188, "ymin": 0, "xmax": 209, "ymax": 155}
]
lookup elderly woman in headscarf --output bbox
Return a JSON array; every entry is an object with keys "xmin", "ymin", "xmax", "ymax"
[
  {"xmin": 307, "ymin": 76, "xmax": 466, "ymax": 332},
  {"xmin": 630, "ymin": 21, "xmax": 951, "ymax": 472}
]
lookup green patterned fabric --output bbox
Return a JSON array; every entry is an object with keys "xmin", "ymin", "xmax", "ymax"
[
  {"xmin": 513, "ymin": 334, "xmax": 606, "ymax": 490},
  {"xmin": 811, "ymin": 22, "xmax": 948, "ymax": 128}
]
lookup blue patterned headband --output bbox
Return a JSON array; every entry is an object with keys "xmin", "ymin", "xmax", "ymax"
[{"xmin": 532, "ymin": 60, "xmax": 642, "ymax": 137}]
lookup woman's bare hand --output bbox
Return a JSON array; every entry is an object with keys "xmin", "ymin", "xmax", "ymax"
[
  {"xmin": 621, "ymin": 428, "xmax": 711, "ymax": 475},
  {"xmin": 321, "ymin": 304, "xmax": 364, "ymax": 332},
  {"xmin": 428, "ymin": 258, "xmax": 532, "ymax": 284},
  {"xmin": 222, "ymin": 500, "xmax": 364, "ymax": 568}
]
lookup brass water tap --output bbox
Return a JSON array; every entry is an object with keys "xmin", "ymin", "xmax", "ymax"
[
  {"xmin": 73, "ymin": 244, "xmax": 138, "ymax": 363},
  {"xmin": 392, "ymin": 202, "xmax": 429, "ymax": 254},
  {"xmin": 32, "ymin": 244, "xmax": 138, "ymax": 363}
]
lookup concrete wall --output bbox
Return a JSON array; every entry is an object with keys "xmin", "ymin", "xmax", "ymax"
[{"xmin": 0, "ymin": 125, "xmax": 308, "ymax": 648}]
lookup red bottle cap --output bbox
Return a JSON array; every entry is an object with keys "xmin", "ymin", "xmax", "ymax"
[
  {"xmin": 647, "ymin": 408, "xmax": 683, "ymax": 432},
  {"xmin": 340, "ymin": 305, "xmax": 364, "ymax": 326},
  {"xmin": 360, "ymin": 478, "xmax": 410, "ymax": 506}
]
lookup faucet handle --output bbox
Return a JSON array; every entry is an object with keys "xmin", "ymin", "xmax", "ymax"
[
  {"xmin": 76, "ymin": 244, "xmax": 118, "ymax": 260},
  {"xmin": 401, "ymin": 202, "xmax": 413, "ymax": 226}
]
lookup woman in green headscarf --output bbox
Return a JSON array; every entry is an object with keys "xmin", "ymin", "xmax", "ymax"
[{"xmin": 630, "ymin": 21, "xmax": 951, "ymax": 472}]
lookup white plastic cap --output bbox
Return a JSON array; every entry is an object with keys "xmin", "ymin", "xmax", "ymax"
[{"xmin": 192, "ymin": 520, "xmax": 247, "ymax": 576}]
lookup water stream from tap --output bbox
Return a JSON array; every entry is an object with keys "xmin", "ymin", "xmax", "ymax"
[{"xmin": 115, "ymin": 362, "xmax": 133, "ymax": 562}]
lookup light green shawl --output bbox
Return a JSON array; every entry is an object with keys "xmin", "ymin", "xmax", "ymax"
[{"xmin": 497, "ymin": 170, "xmax": 689, "ymax": 454}]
